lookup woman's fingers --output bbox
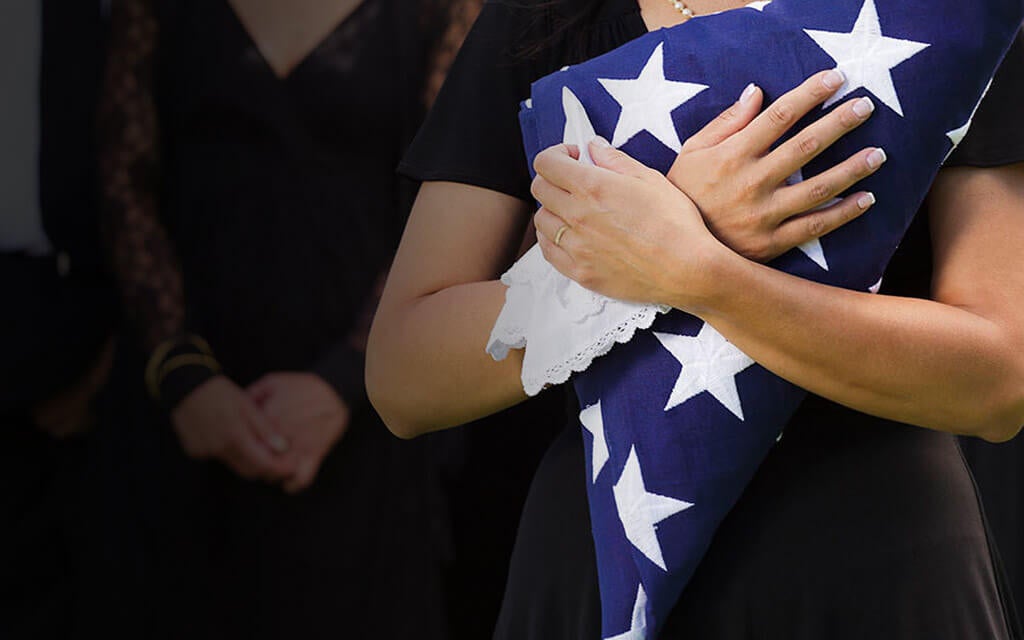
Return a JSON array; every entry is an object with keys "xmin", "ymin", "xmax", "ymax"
[
  {"xmin": 530, "ymin": 175, "xmax": 574, "ymax": 215},
  {"xmin": 765, "ymin": 96, "xmax": 875, "ymax": 184},
  {"xmin": 536, "ymin": 224, "xmax": 577, "ymax": 275},
  {"xmin": 242, "ymin": 397, "xmax": 291, "ymax": 455},
  {"xmin": 771, "ymin": 191, "xmax": 876, "ymax": 258},
  {"xmin": 771, "ymin": 146, "xmax": 887, "ymax": 218},
  {"xmin": 283, "ymin": 457, "xmax": 318, "ymax": 494},
  {"xmin": 735, "ymin": 68, "xmax": 847, "ymax": 154},
  {"xmin": 682, "ymin": 82, "xmax": 763, "ymax": 152},
  {"xmin": 534, "ymin": 207, "xmax": 573, "ymax": 252},
  {"xmin": 534, "ymin": 143, "xmax": 592, "ymax": 190},
  {"xmin": 588, "ymin": 137, "xmax": 655, "ymax": 179}
]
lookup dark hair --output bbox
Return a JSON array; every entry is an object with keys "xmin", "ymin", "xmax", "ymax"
[{"xmin": 511, "ymin": 0, "xmax": 605, "ymax": 60}]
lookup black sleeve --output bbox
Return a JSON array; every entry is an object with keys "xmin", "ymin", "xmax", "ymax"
[
  {"xmin": 946, "ymin": 31, "xmax": 1024, "ymax": 167},
  {"xmin": 398, "ymin": 0, "xmax": 550, "ymax": 203},
  {"xmin": 311, "ymin": 343, "xmax": 367, "ymax": 411}
]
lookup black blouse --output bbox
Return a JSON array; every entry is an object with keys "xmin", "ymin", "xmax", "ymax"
[{"xmin": 401, "ymin": 1, "xmax": 1024, "ymax": 638}]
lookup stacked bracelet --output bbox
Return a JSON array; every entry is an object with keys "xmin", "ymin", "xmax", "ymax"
[{"xmin": 145, "ymin": 335, "xmax": 222, "ymax": 409}]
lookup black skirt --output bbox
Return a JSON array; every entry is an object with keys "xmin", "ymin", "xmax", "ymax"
[{"xmin": 494, "ymin": 396, "xmax": 1020, "ymax": 639}]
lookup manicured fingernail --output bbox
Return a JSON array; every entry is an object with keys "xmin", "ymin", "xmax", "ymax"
[
  {"xmin": 822, "ymin": 68, "xmax": 846, "ymax": 90},
  {"xmin": 269, "ymin": 434, "xmax": 289, "ymax": 453},
  {"xmin": 853, "ymin": 96, "xmax": 875, "ymax": 118},
  {"xmin": 591, "ymin": 136, "xmax": 612, "ymax": 148},
  {"xmin": 858, "ymin": 192, "xmax": 876, "ymax": 209},
  {"xmin": 739, "ymin": 83, "xmax": 757, "ymax": 105},
  {"xmin": 866, "ymin": 147, "xmax": 887, "ymax": 169}
]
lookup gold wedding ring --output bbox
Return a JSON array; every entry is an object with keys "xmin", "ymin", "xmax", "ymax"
[{"xmin": 554, "ymin": 224, "xmax": 569, "ymax": 247}]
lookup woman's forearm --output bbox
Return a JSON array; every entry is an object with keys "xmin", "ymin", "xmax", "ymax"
[
  {"xmin": 683, "ymin": 247, "xmax": 1024, "ymax": 442},
  {"xmin": 679, "ymin": 165, "xmax": 1024, "ymax": 442},
  {"xmin": 367, "ymin": 278, "xmax": 529, "ymax": 438},
  {"xmin": 533, "ymin": 139, "xmax": 1024, "ymax": 442}
]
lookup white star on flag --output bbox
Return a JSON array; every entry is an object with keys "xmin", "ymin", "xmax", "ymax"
[
  {"xmin": 598, "ymin": 43, "xmax": 708, "ymax": 152},
  {"xmin": 580, "ymin": 402, "xmax": 611, "ymax": 483},
  {"xmin": 804, "ymin": 0, "xmax": 930, "ymax": 116},
  {"xmin": 613, "ymin": 446, "xmax": 694, "ymax": 571},
  {"xmin": 605, "ymin": 584, "xmax": 649, "ymax": 640},
  {"xmin": 785, "ymin": 169, "xmax": 840, "ymax": 270},
  {"xmin": 562, "ymin": 87, "xmax": 599, "ymax": 165},
  {"xmin": 746, "ymin": 0, "xmax": 772, "ymax": 10},
  {"xmin": 946, "ymin": 121, "xmax": 971, "ymax": 150},
  {"xmin": 945, "ymin": 78, "xmax": 993, "ymax": 161},
  {"xmin": 654, "ymin": 324, "xmax": 755, "ymax": 420}
]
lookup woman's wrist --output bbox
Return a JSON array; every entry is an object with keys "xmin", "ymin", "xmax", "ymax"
[
  {"xmin": 145, "ymin": 334, "xmax": 223, "ymax": 411},
  {"xmin": 660, "ymin": 232, "xmax": 739, "ymax": 317}
]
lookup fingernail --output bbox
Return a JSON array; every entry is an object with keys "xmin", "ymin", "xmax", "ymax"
[
  {"xmin": 591, "ymin": 136, "xmax": 612, "ymax": 149},
  {"xmin": 866, "ymin": 147, "xmax": 887, "ymax": 169},
  {"xmin": 857, "ymin": 192, "xmax": 876, "ymax": 209},
  {"xmin": 739, "ymin": 83, "xmax": 757, "ymax": 105},
  {"xmin": 852, "ymin": 96, "xmax": 875, "ymax": 118},
  {"xmin": 269, "ymin": 434, "xmax": 290, "ymax": 453},
  {"xmin": 822, "ymin": 68, "xmax": 846, "ymax": 90}
]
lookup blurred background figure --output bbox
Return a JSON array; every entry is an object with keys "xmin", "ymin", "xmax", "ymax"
[
  {"xmin": 0, "ymin": 1, "xmax": 115, "ymax": 638},
  {"xmin": 97, "ymin": 0, "xmax": 561, "ymax": 637}
]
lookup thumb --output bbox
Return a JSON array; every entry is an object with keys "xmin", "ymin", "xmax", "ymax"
[{"xmin": 588, "ymin": 137, "xmax": 649, "ymax": 179}]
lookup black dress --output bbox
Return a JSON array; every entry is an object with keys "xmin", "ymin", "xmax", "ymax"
[
  {"xmin": 400, "ymin": 1, "xmax": 1024, "ymax": 637},
  {"xmin": 100, "ymin": 1, "xmax": 454, "ymax": 638}
]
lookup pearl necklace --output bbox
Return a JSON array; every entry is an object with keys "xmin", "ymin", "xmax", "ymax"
[{"xmin": 668, "ymin": 0, "xmax": 696, "ymax": 19}]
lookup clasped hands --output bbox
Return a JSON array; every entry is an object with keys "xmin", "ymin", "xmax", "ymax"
[
  {"xmin": 171, "ymin": 372, "xmax": 349, "ymax": 493},
  {"xmin": 531, "ymin": 69, "xmax": 887, "ymax": 312}
]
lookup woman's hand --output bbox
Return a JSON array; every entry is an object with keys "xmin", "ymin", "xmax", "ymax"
[
  {"xmin": 172, "ymin": 375, "xmax": 294, "ymax": 481},
  {"xmin": 669, "ymin": 68, "xmax": 885, "ymax": 262},
  {"xmin": 531, "ymin": 69, "xmax": 887, "ymax": 307},
  {"xmin": 248, "ymin": 372, "xmax": 351, "ymax": 494},
  {"xmin": 533, "ymin": 141, "xmax": 722, "ymax": 309}
]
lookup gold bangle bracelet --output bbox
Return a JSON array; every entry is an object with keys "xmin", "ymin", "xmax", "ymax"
[
  {"xmin": 155, "ymin": 353, "xmax": 222, "ymax": 392},
  {"xmin": 144, "ymin": 334, "xmax": 218, "ymax": 401},
  {"xmin": 145, "ymin": 339, "xmax": 181, "ymax": 401},
  {"xmin": 183, "ymin": 334, "xmax": 215, "ymax": 357}
]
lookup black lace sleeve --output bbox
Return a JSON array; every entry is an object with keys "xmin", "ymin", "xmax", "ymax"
[
  {"xmin": 98, "ymin": 0, "xmax": 182, "ymax": 351},
  {"xmin": 99, "ymin": 0, "xmax": 216, "ymax": 408}
]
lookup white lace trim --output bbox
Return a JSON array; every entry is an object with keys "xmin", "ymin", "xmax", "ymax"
[{"xmin": 487, "ymin": 245, "xmax": 670, "ymax": 396}]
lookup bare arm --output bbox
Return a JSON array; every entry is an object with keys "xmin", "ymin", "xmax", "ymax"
[
  {"xmin": 366, "ymin": 182, "xmax": 534, "ymax": 437},
  {"xmin": 537, "ymin": 140, "xmax": 1024, "ymax": 442},
  {"xmin": 370, "ymin": 72, "xmax": 880, "ymax": 438},
  {"xmin": 689, "ymin": 164, "xmax": 1024, "ymax": 441}
]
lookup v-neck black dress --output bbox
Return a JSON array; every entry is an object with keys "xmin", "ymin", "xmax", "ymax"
[
  {"xmin": 137, "ymin": 2, "xmax": 449, "ymax": 638},
  {"xmin": 400, "ymin": 1, "xmax": 1024, "ymax": 638}
]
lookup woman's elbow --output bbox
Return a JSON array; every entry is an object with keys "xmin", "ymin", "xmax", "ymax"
[
  {"xmin": 971, "ymin": 364, "xmax": 1024, "ymax": 443},
  {"xmin": 365, "ymin": 349, "xmax": 425, "ymax": 440},
  {"xmin": 364, "ymin": 327, "xmax": 413, "ymax": 440},
  {"xmin": 973, "ymin": 401, "xmax": 1024, "ymax": 443}
]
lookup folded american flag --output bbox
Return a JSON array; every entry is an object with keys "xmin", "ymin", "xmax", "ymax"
[{"xmin": 504, "ymin": 0, "xmax": 1024, "ymax": 637}]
